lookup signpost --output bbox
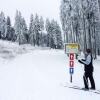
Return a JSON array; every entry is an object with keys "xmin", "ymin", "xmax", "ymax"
[
  {"xmin": 69, "ymin": 53, "xmax": 74, "ymax": 82},
  {"xmin": 65, "ymin": 43, "xmax": 79, "ymax": 83}
]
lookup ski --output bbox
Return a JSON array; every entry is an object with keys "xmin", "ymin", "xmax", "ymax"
[{"xmin": 64, "ymin": 85, "xmax": 100, "ymax": 94}]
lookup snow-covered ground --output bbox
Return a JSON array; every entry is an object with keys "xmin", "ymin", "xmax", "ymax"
[{"xmin": 0, "ymin": 40, "xmax": 100, "ymax": 100}]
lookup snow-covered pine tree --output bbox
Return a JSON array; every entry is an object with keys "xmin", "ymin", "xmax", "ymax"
[
  {"xmin": 51, "ymin": 20, "xmax": 57, "ymax": 48},
  {"xmin": 46, "ymin": 19, "xmax": 55, "ymax": 48},
  {"xmin": 10, "ymin": 27, "xmax": 16, "ymax": 41},
  {"xmin": 46, "ymin": 19, "xmax": 63, "ymax": 49},
  {"xmin": 5, "ymin": 16, "xmax": 12, "ymax": 40},
  {"xmin": 34, "ymin": 14, "xmax": 41, "ymax": 46},
  {"xmin": 14, "ymin": 10, "xmax": 28, "ymax": 44},
  {"xmin": 39, "ymin": 16, "xmax": 44, "ymax": 46},
  {"xmin": 56, "ymin": 22, "xmax": 63, "ymax": 49},
  {"xmin": 51, "ymin": 20, "xmax": 63, "ymax": 49},
  {"xmin": 0, "ymin": 11, "xmax": 6, "ymax": 39},
  {"xmin": 45, "ymin": 18, "xmax": 51, "ymax": 47},
  {"xmin": 14, "ymin": 10, "xmax": 22, "ymax": 44},
  {"xmin": 40, "ymin": 16, "xmax": 44, "ymax": 31},
  {"xmin": 20, "ymin": 17, "xmax": 28, "ymax": 44},
  {"xmin": 29, "ymin": 14, "xmax": 35, "ymax": 46},
  {"xmin": 41, "ymin": 33, "xmax": 48, "ymax": 47}
]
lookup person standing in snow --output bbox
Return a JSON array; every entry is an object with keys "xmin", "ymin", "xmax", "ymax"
[{"xmin": 78, "ymin": 49, "xmax": 95, "ymax": 90}]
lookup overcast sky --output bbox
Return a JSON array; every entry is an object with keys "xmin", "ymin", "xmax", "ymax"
[{"xmin": 0, "ymin": 0, "xmax": 61, "ymax": 26}]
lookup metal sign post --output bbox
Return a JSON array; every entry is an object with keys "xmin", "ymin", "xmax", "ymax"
[{"xmin": 64, "ymin": 43, "xmax": 79, "ymax": 83}]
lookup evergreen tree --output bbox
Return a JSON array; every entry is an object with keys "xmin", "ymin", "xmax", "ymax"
[
  {"xmin": 56, "ymin": 22, "xmax": 63, "ymax": 49},
  {"xmin": 51, "ymin": 20, "xmax": 63, "ymax": 49},
  {"xmin": 46, "ymin": 19, "xmax": 63, "ymax": 49},
  {"xmin": 14, "ymin": 10, "xmax": 22, "ymax": 44},
  {"xmin": 40, "ymin": 16, "xmax": 44, "ymax": 31},
  {"xmin": 0, "ymin": 11, "xmax": 6, "ymax": 39},
  {"xmin": 10, "ymin": 27, "xmax": 16, "ymax": 41},
  {"xmin": 20, "ymin": 17, "xmax": 28, "ymax": 44},
  {"xmin": 6, "ymin": 16, "xmax": 12, "ymax": 40},
  {"xmin": 34, "ymin": 14, "xmax": 41, "ymax": 46},
  {"xmin": 45, "ymin": 19, "xmax": 52, "ymax": 47},
  {"xmin": 14, "ymin": 10, "xmax": 28, "ymax": 44},
  {"xmin": 40, "ymin": 16, "xmax": 44, "ymax": 46},
  {"xmin": 51, "ymin": 20, "xmax": 57, "ymax": 48},
  {"xmin": 29, "ymin": 14, "xmax": 35, "ymax": 45}
]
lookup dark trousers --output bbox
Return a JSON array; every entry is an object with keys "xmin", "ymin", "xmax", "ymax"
[{"xmin": 83, "ymin": 72, "xmax": 95, "ymax": 89}]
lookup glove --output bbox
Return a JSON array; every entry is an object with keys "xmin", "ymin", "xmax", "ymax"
[
  {"xmin": 81, "ymin": 59, "xmax": 86, "ymax": 61},
  {"xmin": 78, "ymin": 60, "xmax": 85, "ymax": 65},
  {"xmin": 78, "ymin": 60, "xmax": 82, "ymax": 63}
]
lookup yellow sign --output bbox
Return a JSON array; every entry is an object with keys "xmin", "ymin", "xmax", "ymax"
[
  {"xmin": 67, "ymin": 44, "xmax": 79, "ymax": 48},
  {"xmin": 65, "ymin": 43, "xmax": 79, "ymax": 54}
]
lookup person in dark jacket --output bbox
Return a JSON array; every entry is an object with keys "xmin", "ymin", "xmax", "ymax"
[{"xmin": 78, "ymin": 49, "xmax": 95, "ymax": 90}]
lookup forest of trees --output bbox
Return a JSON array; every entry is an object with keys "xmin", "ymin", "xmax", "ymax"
[
  {"xmin": 0, "ymin": 11, "xmax": 63, "ymax": 49},
  {"xmin": 60, "ymin": 0, "xmax": 100, "ymax": 59}
]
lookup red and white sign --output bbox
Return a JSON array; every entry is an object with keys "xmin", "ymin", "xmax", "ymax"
[
  {"xmin": 70, "ymin": 53, "xmax": 74, "ymax": 60},
  {"xmin": 69, "ymin": 53, "xmax": 74, "ymax": 74},
  {"xmin": 70, "ymin": 61, "xmax": 74, "ymax": 67}
]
